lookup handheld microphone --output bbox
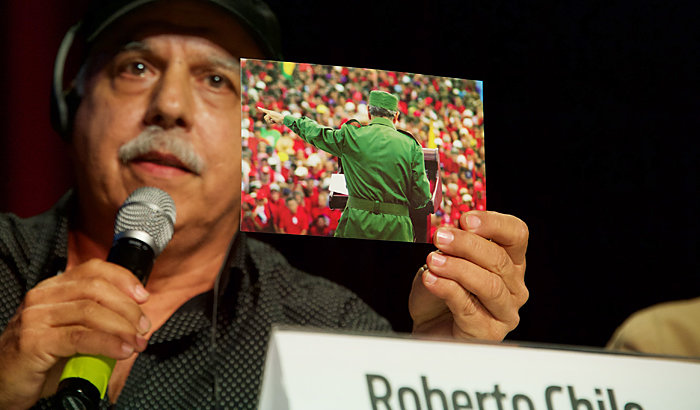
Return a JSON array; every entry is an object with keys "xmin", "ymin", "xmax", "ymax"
[{"xmin": 56, "ymin": 187, "xmax": 176, "ymax": 409}]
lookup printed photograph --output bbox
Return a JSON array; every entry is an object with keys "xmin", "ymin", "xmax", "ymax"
[{"xmin": 241, "ymin": 59, "xmax": 485, "ymax": 244}]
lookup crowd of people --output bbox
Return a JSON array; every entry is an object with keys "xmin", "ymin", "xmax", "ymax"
[{"xmin": 240, "ymin": 59, "xmax": 487, "ymax": 242}]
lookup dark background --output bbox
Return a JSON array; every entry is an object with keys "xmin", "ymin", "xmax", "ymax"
[{"xmin": 1, "ymin": 0, "xmax": 697, "ymax": 348}]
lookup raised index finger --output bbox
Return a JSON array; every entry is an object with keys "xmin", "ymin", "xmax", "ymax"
[{"xmin": 461, "ymin": 211, "xmax": 529, "ymax": 265}]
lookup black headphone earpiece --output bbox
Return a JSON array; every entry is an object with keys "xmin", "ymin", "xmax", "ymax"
[{"xmin": 50, "ymin": 22, "xmax": 82, "ymax": 140}]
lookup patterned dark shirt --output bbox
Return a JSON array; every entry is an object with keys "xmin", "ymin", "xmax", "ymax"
[{"xmin": 0, "ymin": 193, "xmax": 391, "ymax": 408}]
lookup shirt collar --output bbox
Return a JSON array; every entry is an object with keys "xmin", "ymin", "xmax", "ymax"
[{"xmin": 370, "ymin": 116, "xmax": 396, "ymax": 129}]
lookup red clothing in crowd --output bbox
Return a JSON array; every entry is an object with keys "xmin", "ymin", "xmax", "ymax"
[
  {"xmin": 279, "ymin": 207, "xmax": 309, "ymax": 235},
  {"xmin": 473, "ymin": 180, "xmax": 486, "ymax": 210},
  {"xmin": 292, "ymin": 139, "xmax": 306, "ymax": 155},
  {"xmin": 303, "ymin": 195, "xmax": 314, "ymax": 217},
  {"xmin": 458, "ymin": 202, "xmax": 472, "ymax": 214},
  {"xmin": 328, "ymin": 209, "xmax": 342, "ymax": 231},
  {"xmin": 266, "ymin": 197, "xmax": 285, "ymax": 230},
  {"xmin": 280, "ymin": 166, "xmax": 291, "ymax": 182},
  {"xmin": 310, "ymin": 206, "xmax": 330, "ymax": 222},
  {"xmin": 256, "ymin": 183, "xmax": 271, "ymax": 200},
  {"xmin": 457, "ymin": 179, "xmax": 469, "ymax": 193},
  {"xmin": 259, "ymin": 165, "xmax": 277, "ymax": 184},
  {"xmin": 310, "ymin": 205, "xmax": 342, "ymax": 232},
  {"xmin": 309, "ymin": 223, "xmax": 331, "ymax": 237},
  {"xmin": 240, "ymin": 209, "xmax": 255, "ymax": 232},
  {"xmin": 450, "ymin": 206, "xmax": 462, "ymax": 225},
  {"xmin": 247, "ymin": 135, "xmax": 260, "ymax": 162}
]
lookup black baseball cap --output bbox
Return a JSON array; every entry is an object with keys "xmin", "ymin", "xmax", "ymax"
[
  {"xmin": 79, "ymin": 0, "xmax": 282, "ymax": 59},
  {"xmin": 52, "ymin": 0, "xmax": 281, "ymax": 137}
]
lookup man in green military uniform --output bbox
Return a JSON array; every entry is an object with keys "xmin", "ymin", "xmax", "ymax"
[{"xmin": 260, "ymin": 90, "xmax": 432, "ymax": 242}]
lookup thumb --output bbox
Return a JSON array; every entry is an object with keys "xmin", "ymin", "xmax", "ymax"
[{"xmin": 408, "ymin": 265, "xmax": 449, "ymax": 324}]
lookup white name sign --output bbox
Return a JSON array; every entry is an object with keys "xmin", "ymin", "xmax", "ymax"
[{"xmin": 258, "ymin": 328, "xmax": 700, "ymax": 410}]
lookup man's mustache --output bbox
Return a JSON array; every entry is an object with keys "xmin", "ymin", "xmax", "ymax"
[{"xmin": 118, "ymin": 126, "xmax": 205, "ymax": 175}]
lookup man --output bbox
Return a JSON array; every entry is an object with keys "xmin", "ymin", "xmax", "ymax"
[
  {"xmin": 607, "ymin": 297, "xmax": 700, "ymax": 358},
  {"xmin": 260, "ymin": 90, "xmax": 433, "ymax": 242},
  {"xmin": 0, "ymin": 0, "xmax": 529, "ymax": 408},
  {"xmin": 278, "ymin": 197, "xmax": 309, "ymax": 235}
]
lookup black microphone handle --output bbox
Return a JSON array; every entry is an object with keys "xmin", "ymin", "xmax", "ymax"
[
  {"xmin": 107, "ymin": 236, "xmax": 156, "ymax": 284},
  {"xmin": 55, "ymin": 235, "xmax": 155, "ymax": 409}
]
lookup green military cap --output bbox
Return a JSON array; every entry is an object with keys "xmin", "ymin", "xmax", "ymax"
[{"xmin": 369, "ymin": 90, "xmax": 399, "ymax": 112}]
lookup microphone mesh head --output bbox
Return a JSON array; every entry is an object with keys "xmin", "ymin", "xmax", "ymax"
[{"xmin": 114, "ymin": 187, "xmax": 176, "ymax": 255}]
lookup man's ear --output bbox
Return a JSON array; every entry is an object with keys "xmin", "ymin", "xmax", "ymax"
[{"xmin": 393, "ymin": 111, "xmax": 400, "ymax": 123}]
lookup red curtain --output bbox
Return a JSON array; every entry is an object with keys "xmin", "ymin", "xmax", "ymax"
[{"xmin": 1, "ymin": 0, "xmax": 89, "ymax": 217}]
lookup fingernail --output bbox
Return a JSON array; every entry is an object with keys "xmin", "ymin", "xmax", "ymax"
[
  {"xmin": 436, "ymin": 229, "xmax": 454, "ymax": 245},
  {"xmin": 121, "ymin": 342, "xmax": 134, "ymax": 356},
  {"xmin": 430, "ymin": 252, "xmax": 446, "ymax": 266},
  {"xmin": 424, "ymin": 270, "xmax": 438, "ymax": 285},
  {"xmin": 136, "ymin": 335, "xmax": 148, "ymax": 350},
  {"xmin": 138, "ymin": 315, "xmax": 151, "ymax": 334},
  {"xmin": 466, "ymin": 214, "xmax": 481, "ymax": 230},
  {"xmin": 134, "ymin": 284, "xmax": 149, "ymax": 302}
]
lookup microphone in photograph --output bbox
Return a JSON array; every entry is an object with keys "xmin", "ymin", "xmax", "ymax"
[{"xmin": 56, "ymin": 186, "xmax": 176, "ymax": 409}]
